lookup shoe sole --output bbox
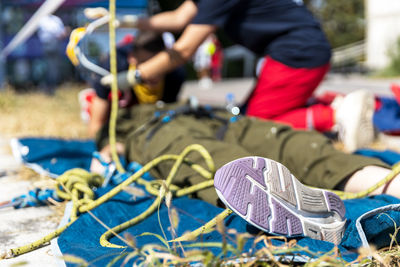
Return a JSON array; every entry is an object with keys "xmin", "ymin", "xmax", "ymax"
[
  {"xmin": 214, "ymin": 156, "xmax": 346, "ymax": 245},
  {"xmin": 356, "ymin": 92, "xmax": 375, "ymax": 149},
  {"xmin": 338, "ymin": 90, "xmax": 375, "ymax": 152}
]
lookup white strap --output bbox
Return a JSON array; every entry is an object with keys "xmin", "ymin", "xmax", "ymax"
[
  {"xmin": 356, "ymin": 203, "xmax": 400, "ymax": 253},
  {"xmin": 306, "ymin": 108, "xmax": 314, "ymax": 130}
]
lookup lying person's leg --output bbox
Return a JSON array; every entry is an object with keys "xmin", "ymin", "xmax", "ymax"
[
  {"xmin": 339, "ymin": 166, "xmax": 400, "ymax": 196},
  {"xmin": 125, "ymin": 114, "xmax": 253, "ymax": 205},
  {"xmin": 111, "ymin": 109, "xmax": 348, "ymax": 243},
  {"xmin": 94, "ymin": 103, "xmax": 256, "ymax": 205},
  {"xmin": 96, "ymin": 103, "xmax": 397, "ymax": 199},
  {"xmin": 225, "ymin": 117, "xmax": 398, "ymax": 197}
]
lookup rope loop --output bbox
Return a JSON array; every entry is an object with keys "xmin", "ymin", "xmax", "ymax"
[{"xmin": 56, "ymin": 169, "xmax": 104, "ymax": 200}]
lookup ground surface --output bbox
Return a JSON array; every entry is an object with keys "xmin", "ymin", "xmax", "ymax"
[
  {"xmin": 1, "ymin": 74, "xmax": 400, "ymax": 266},
  {"xmin": 179, "ymin": 73, "xmax": 400, "ymax": 105},
  {"xmin": 0, "ymin": 137, "xmax": 62, "ymax": 267}
]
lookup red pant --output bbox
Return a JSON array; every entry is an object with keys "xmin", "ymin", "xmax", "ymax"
[{"xmin": 246, "ymin": 56, "xmax": 333, "ymax": 132}]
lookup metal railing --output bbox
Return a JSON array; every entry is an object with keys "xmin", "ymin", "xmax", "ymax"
[{"xmin": 331, "ymin": 40, "xmax": 365, "ymax": 66}]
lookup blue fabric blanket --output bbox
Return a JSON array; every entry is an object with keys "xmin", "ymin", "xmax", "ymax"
[
  {"xmin": 57, "ymin": 188, "xmax": 400, "ymax": 266},
  {"xmin": 12, "ymin": 137, "xmax": 95, "ymax": 177},
  {"xmin": 356, "ymin": 148, "xmax": 400, "ymax": 165},
  {"xmin": 374, "ymin": 97, "xmax": 400, "ymax": 133},
  {"xmin": 13, "ymin": 137, "xmax": 400, "ymax": 265}
]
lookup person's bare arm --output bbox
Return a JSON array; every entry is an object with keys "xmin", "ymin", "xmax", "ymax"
[
  {"xmin": 138, "ymin": 24, "xmax": 216, "ymax": 81},
  {"xmin": 137, "ymin": 1, "xmax": 198, "ymax": 33},
  {"xmin": 88, "ymin": 96, "xmax": 110, "ymax": 138}
]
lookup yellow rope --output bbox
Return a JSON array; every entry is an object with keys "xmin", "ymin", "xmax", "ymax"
[
  {"xmin": 171, "ymin": 209, "xmax": 233, "ymax": 242},
  {"xmin": 108, "ymin": 0, "xmax": 125, "ymax": 173},
  {"xmin": 99, "ymin": 144, "xmax": 215, "ymax": 248},
  {"xmin": 9, "ymin": 168, "xmax": 102, "ymax": 256},
  {"xmin": 10, "ymin": 221, "xmax": 75, "ymax": 257},
  {"xmin": 55, "ymin": 169, "xmax": 104, "ymax": 220}
]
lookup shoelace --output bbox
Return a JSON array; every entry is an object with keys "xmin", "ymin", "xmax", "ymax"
[{"xmin": 356, "ymin": 203, "xmax": 400, "ymax": 252}]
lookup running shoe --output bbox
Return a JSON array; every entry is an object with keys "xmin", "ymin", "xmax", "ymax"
[
  {"xmin": 334, "ymin": 90, "xmax": 375, "ymax": 152},
  {"xmin": 214, "ymin": 156, "xmax": 346, "ymax": 245}
]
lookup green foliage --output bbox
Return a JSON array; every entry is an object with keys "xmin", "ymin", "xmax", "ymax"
[
  {"xmin": 373, "ymin": 37, "xmax": 400, "ymax": 77},
  {"xmin": 381, "ymin": 37, "xmax": 400, "ymax": 77},
  {"xmin": 306, "ymin": 0, "xmax": 365, "ymax": 48}
]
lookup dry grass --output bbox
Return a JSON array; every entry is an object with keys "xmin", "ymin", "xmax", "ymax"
[
  {"xmin": 0, "ymin": 83, "xmax": 89, "ymax": 139},
  {"xmin": 0, "ymin": 84, "xmax": 86, "ymax": 224}
]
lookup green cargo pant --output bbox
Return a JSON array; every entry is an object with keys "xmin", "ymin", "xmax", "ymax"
[{"xmin": 97, "ymin": 103, "xmax": 388, "ymax": 206}]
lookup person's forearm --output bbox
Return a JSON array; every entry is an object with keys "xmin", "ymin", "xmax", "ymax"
[
  {"xmin": 138, "ymin": 14, "xmax": 185, "ymax": 33},
  {"xmin": 138, "ymin": 49, "xmax": 186, "ymax": 81},
  {"xmin": 137, "ymin": 1, "xmax": 197, "ymax": 33},
  {"xmin": 138, "ymin": 24, "xmax": 215, "ymax": 81},
  {"xmin": 88, "ymin": 96, "xmax": 109, "ymax": 137}
]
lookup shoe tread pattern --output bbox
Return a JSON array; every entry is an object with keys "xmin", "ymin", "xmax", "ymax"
[
  {"xmin": 214, "ymin": 157, "xmax": 346, "ymax": 243},
  {"xmin": 214, "ymin": 158, "xmax": 271, "ymax": 228},
  {"xmin": 324, "ymin": 191, "xmax": 346, "ymax": 218},
  {"xmin": 267, "ymin": 161, "xmax": 296, "ymax": 206},
  {"xmin": 294, "ymin": 179, "xmax": 328, "ymax": 213},
  {"xmin": 270, "ymin": 198, "xmax": 303, "ymax": 235}
]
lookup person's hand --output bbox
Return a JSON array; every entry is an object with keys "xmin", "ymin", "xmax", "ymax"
[
  {"xmin": 100, "ymin": 69, "xmax": 141, "ymax": 90},
  {"xmin": 119, "ymin": 15, "xmax": 139, "ymax": 28},
  {"xmin": 84, "ymin": 8, "xmax": 138, "ymax": 28},
  {"xmin": 84, "ymin": 7, "xmax": 109, "ymax": 19}
]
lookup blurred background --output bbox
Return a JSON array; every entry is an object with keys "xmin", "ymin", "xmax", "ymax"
[
  {"xmin": 2, "ymin": 0, "xmax": 400, "ymax": 138},
  {"xmin": 2, "ymin": 0, "xmax": 400, "ymax": 91},
  {"xmin": 0, "ymin": 0, "xmax": 148, "ymax": 91}
]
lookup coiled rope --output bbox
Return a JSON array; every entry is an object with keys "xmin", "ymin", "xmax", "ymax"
[{"xmin": 7, "ymin": 144, "xmax": 220, "ymax": 257}]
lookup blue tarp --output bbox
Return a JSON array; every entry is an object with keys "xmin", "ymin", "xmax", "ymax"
[
  {"xmin": 356, "ymin": 148, "xmax": 400, "ymax": 166},
  {"xmin": 57, "ymin": 187, "xmax": 400, "ymax": 266},
  {"xmin": 14, "ymin": 137, "xmax": 95, "ymax": 176},
  {"xmin": 374, "ymin": 97, "xmax": 400, "ymax": 133},
  {"xmin": 13, "ymin": 137, "xmax": 400, "ymax": 265}
]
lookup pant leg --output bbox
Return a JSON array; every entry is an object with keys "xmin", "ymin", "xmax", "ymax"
[
  {"xmin": 95, "ymin": 103, "xmax": 161, "ymax": 150},
  {"xmin": 125, "ymin": 115, "xmax": 252, "ymax": 206},
  {"xmin": 224, "ymin": 117, "xmax": 388, "ymax": 189},
  {"xmin": 245, "ymin": 56, "xmax": 333, "ymax": 132}
]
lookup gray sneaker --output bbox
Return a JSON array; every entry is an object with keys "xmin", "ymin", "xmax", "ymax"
[
  {"xmin": 334, "ymin": 90, "xmax": 375, "ymax": 152},
  {"xmin": 214, "ymin": 157, "xmax": 346, "ymax": 245}
]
